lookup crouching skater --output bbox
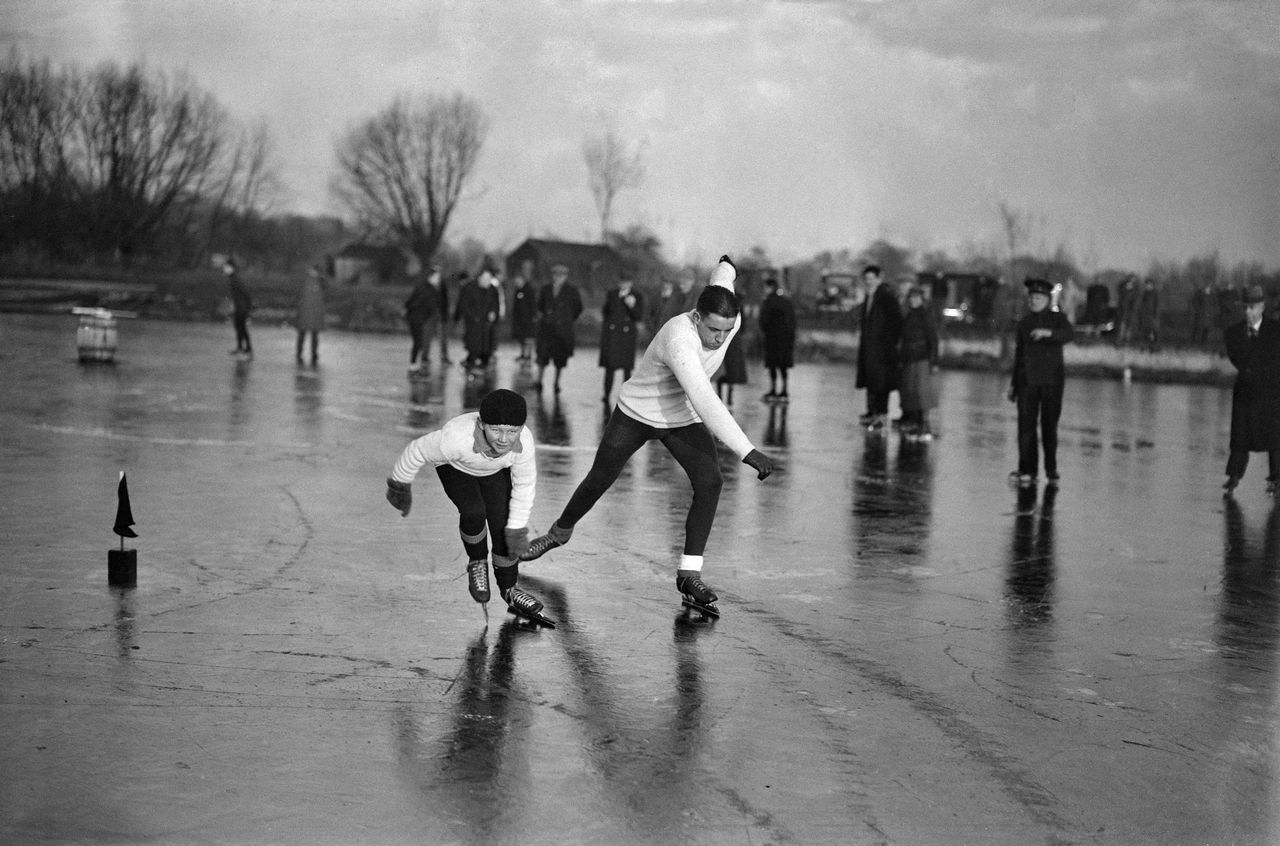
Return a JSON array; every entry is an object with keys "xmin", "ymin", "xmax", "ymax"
[{"xmin": 385, "ymin": 388, "xmax": 549, "ymax": 625}]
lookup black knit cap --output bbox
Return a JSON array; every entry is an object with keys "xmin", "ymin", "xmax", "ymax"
[{"xmin": 478, "ymin": 389, "xmax": 527, "ymax": 426}]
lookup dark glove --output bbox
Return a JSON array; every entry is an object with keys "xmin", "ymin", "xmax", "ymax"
[
  {"xmin": 385, "ymin": 478, "xmax": 412, "ymax": 517},
  {"xmin": 1006, "ymin": 385, "xmax": 1018, "ymax": 403},
  {"xmin": 504, "ymin": 527, "xmax": 529, "ymax": 560},
  {"xmin": 742, "ymin": 449, "xmax": 775, "ymax": 481}
]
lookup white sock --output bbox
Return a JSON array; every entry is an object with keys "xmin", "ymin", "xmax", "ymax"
[{"xmin": 679, "ymin": 554, "xmax": 704, "ymax": 572}]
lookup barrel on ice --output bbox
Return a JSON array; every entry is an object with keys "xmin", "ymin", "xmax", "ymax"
[{"xmin": 74, "ymin": 307, "xmax": 118, "ymax": 363}]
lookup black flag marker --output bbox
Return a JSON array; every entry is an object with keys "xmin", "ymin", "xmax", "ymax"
[{"xmin": 114, "ymin": 471, "xmax": 137, "ymax": 542}]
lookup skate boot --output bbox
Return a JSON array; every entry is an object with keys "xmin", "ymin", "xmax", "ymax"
[
  {"xmin": 676, "ymin": 573, "xmax": 720, "ymax": 618},
  {"xmin": 504, "ymin": 587, "xmax": 554, "ymax": 628},
  {"xmin": 521, "ymin": 523, "xmax": 571, "ymax": 562},
  {"xmin": 465, "ymin": 559, "xmax": 491, "ymax": 604}
]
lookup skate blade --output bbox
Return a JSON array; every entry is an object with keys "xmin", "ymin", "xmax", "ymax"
[
  {"xmin": 681, "ymin": 596, "xmax": 720, "ymax": 618},
  {"xmin": 508, "ymin": 606, "xmax": 556, "ymax": 628}
]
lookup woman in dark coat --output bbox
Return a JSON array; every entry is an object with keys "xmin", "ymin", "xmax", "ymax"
[
  {"xmin": 598, "ymin": 275, "xmax": 644, "ymax": 403},
  {"xmin": 536, "ymin": 263, "xmax": 584, "ymax": 393},
  {"xmin": 758, "ymin": 277, "xmax": 797, "ymax": 399},
  {"xmin": 898, "ymin": 286, "xmax": 939, "ymax": 439},
  {"xmin": 510, "ymin": 272, "xmax": 538, "ymax": 361},
  {"xmin": 1223, "ymin": 285, "xmax": 1280, "ymax": 495},
  {"xmin": 454, "ymin": 270, "xmax": 500, "ymax": 370}
]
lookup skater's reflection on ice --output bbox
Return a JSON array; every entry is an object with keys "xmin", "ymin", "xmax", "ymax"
[
  {"xmin": 1005, "ymin": 483, "xmax": 1057, "ymax": 631},
  {"xmin": 1208, "ymin": 500, "xmax": 1280, "ymax": 835},
  {"xmin": 392, "ymin": 621, "xmax": 532, "ymax": 845},
  {"xmin": 292, "ymin": 366, "xmax": 323, "ymax": 438},
  {"xmin": 534, "ymin": 394, "xmax": 572, "ymax": 447},
  {"xmin": 227, "ymin": 356, "xmax": 252, "ymax": 431},
  {"xmin": 764, "ymin": 402, "xmax": 788, "ymax": 447},
  {"xmin": 516, "ymin": 575, "xmax": 711, "ymax": 836},
  {"xmin": 1217, "ymin": 498, "xmax": 1280, "ymax": 672}
]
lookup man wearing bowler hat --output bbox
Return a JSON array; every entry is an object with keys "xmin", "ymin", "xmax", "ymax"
[
  {"xmin": 1007, "ymin": 278, "xmax": 1074, "ymax": 487},
  {"xmin": 1222, "ymin": 285, "xmax": 1280, "ymax": 495}
]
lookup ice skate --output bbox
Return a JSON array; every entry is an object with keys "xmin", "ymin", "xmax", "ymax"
[
  {"xmin": 466, "ymin": 559, "xmax": 491, "ymax": 604},
  {"xmin": 677, "ymin": 573, "xmax": 720, "ymax": 618},
  {"xmin": 521, "ymin": 531, "xmax": 563, "ymax": 562},
  {"xmin": 504, "ymin": 587, "xmax": 555, "ymax": 628}
]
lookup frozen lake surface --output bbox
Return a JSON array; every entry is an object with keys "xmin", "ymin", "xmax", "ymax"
[{"xmin": 1, "ymin": 313, "xmax": 1277, "ymax": 845}]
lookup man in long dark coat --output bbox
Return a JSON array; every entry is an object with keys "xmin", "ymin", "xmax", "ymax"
[
  {"xmin": 598, "ymin": 272, "xmax": 644, "ymax": 404},
  {"xmin": 855, "ymin": 264, "xmax": 903, "ymax": 430},
  {"xmin": 758, "ymin": 277, "xmax": 797, "ymax": 399},
  {"xmin": 1223, "ymin": 285, "xmax": 1280, "ymax": 495},
  {"xmin": 536, "ymin": 262, "xmax": 584, "ymax": 393}
]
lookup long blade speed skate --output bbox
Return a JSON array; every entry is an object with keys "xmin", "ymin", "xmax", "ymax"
[
  {"xmin": 677, "ymin": 573, "xmax": 720, "ymax": 618},
  {"xmin": 504, "ymin": 587, "xmax": 555, "ymax": 629}
]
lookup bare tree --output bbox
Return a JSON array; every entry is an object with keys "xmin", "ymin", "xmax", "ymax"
[
  {"xmin": 0, "ymin": 53, "xmax": 78, "ymax": 252},
  {"xmin": 331, "ymin": 92, "xmax": 489, "ymax": 265},
  {"xmin": 997, "ymin": 200, "xmax": 1031, "ymax": 284},
  {"xmin": 583, "ymin": 126, "xmax": 645, "ymax": 242},
  {"xmin": 70, "ymin": 64, "xmax": 228, "ymax": 259}
]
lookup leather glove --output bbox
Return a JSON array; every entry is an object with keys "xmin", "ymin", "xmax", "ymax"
[
  {"xmin": 742, "ymin": 449, "xmax": 775, "ymax": 481},
  {"xmin": 504, "ymin": 527, "xmax": 530, "ymax": 560},
  {"xmin": 385, "ymin": 478, "xmax": 412, "ymax": 517}
]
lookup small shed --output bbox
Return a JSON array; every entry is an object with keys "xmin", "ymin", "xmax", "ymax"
[
  {"xmin": 333, "ymin": 243, "xmax": 409, "ymax": 286},
  {"xmin": 505, "ymin": 239, "xmax": 624, "ymax": 306}
]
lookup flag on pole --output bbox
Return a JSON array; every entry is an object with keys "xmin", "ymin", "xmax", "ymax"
[{"xmin": 113, "ymin": 471, "xmax": 137, "ymax": 539}]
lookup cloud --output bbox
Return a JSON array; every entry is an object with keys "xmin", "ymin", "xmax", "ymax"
[{"xmin": 3, "ymin": 0, "xmax": 1277, "ymax": 267}]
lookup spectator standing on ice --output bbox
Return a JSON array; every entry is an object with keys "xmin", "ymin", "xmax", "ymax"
[
  {"xmin": 654, "ymin": 269, "xmax": 699, "ymax": 328},
  {"xmin": 294, "ymin": 265, "xmax": 326, "ymax": 366},
  {"xmin": 856, "ymin": 264, "xmax": 903, "ymax": 431},
  {"xmin": 535, "ymin": 262, "xmax": 584, "ymax": 393},
  {"xmin": 898, "ymin": 285, "xmax": 939, "ymax": 441},
  {"xmin": 1222, "ymin": 285, "xmax": 1280, "ymax": 496},
  {"xmin": 225, "ymin": 258, "xmax": 252, "ymax": 358},
  {"xmin": 404, "ymin": 263, "xmax": 443, "ymax": 372},
  {"xmin": 758, "ymin": 277, "xmax": 797, "ymax": 400},
  {"xmin": 599, "ymin": 272, "xmax": 644, "ymax": 404},
  {"xmin": 1190, "ymin": 281, "xmax": 1213, "ymax": 345},
  {"xmin": 1115, "ymin": 275, "xmax": 1140, "ymax": 345},
  {"xmin": 1007, "ymin": 278, "xmax": 1074, "ymax": 487},
  {"xmin": 521, "ymin": 256, "xmax": 776, "ymax": 615},
  {"xmin": 1136, "ymin": 277, "xmax": 1160, "ymax": 350},
  {"xmin": 714, "ymin": 309, "xmax": 748, "ymax": 406},
  {"xmin": 385, "ymin": 389, "xmax": 544, "ymax": 620},
  {"xmin": 510, "ymin": 266, "xmax": 537, "ymax": 363},
  {"xmin": 454, "ymin": 268, "xmax": 500, "ymax": 371}
]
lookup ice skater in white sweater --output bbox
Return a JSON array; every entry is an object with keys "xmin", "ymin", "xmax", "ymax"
[
  {"xmin": 521, "ymin": 255, "xmax": 776, "ymax": 613},
  {"xmin": 385, "ymin": 389, "xmax": 545, "ymax": 620}
]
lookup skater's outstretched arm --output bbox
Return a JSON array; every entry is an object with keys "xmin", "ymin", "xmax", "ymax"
[{"xmin": 667, "ymin": 334, "xmax": 753, "ymax": 458}]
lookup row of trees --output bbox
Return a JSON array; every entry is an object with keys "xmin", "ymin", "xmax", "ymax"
[
  {"xmin": 0, "ymin": 53, "xmax": 282, "ymax": 267},
  {"xmin": 2, "ymin": 52, "xmax": 1274, "ymax": 314}
]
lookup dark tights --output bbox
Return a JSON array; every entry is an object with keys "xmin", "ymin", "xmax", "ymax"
[
  {"xmin": 556, "ymin": 408, "xmax": 723, "ymax": 556},
  {"xmin": 436, "ymin": 465, "xmax": 518, "ymax": 591}
]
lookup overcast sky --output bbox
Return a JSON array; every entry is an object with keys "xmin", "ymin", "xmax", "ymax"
[{"xmin": 4, "ymin": 0, "xmax": 1278, "ymax": 270}]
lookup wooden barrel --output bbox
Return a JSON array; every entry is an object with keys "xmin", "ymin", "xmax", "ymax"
[{"xmin": 77, "ymin": 310, "xmax": 118, "ymax": 363}]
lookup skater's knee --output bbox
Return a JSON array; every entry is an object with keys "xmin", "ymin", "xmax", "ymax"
[
  {"xmin": 690, "ymin": 466, "xmax": 723, "ymax": 497},
  {"xmin": 458, "ymin": 517, "xmax": 488, "ymax": 545}
]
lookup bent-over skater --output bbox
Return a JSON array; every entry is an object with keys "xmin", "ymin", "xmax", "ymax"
[
  {"xmin": 522, "ymin": 256, "xmax": 776, "ymax": 614},
  {"xmin": 385, "ymin": 389, "xmax": 545, "ymax": 621}
]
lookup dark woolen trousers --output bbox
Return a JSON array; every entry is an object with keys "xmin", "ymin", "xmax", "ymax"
[
  {"xmin": 557, "ymin": 408, "xmax": 723, "ymax": 556},
  {"xmin": 1016, "ymin": 383, "xmax": 1064, "ymax": 477},
  {"xmin": 435, "ymin": 465, "xmax": 518, "ymax": 592}
]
